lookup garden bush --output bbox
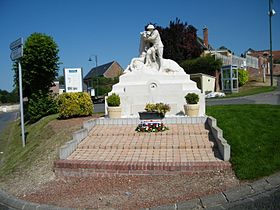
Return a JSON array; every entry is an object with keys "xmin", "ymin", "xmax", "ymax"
[
  {"xmin": 106, "ymin": 93, "xmax": 120, "ymax": 107},
  {"xmin": 57, "ymin": 92, "xmax": 93, "ymax": 119},
  {"xmin": 238, "ymin": 69, "xmax": 249, "ymax": 86},
  {"xmin": 28, "ymin": 91, "xmax": 58, "ymax": 123},
  {"xmin": 185, "ymin": 93, "xmax": 199, "ymax": 104}
]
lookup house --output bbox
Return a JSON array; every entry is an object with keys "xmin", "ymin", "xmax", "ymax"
[
  {"xmin": 50, "ymin": 81, "xmax": 60, "ymax": 94},
  {"xmin": 246, "ymin": 49, "xmax": 280, "ymax": 77},
  {"xmin": 197, "ymin": 27, "xmax": 262, "ymax": 90},
  {"xmin": 83, "ymin": 61, "xmax": 123, "ymax": 89},
  {"xmin": 197, "ymin": 27, "xmax": 260, "ymax": 90}
]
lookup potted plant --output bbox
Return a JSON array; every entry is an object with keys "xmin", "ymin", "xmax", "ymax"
[
  {"xmin": 139, "ymin": 103, "xmax": 170, "ymax": 120},
  {"xmin": 184, "ymin": 93, "xmax": 199, "ymax": 117},
  {"xmin": 107, "ymin": 93, "xmax": 121, "ymax": 118}
]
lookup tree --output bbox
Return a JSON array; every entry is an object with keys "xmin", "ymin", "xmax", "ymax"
[
  {"xmin": 0, "ymin": 89, "xmax": 19, "ymax": 104},
  {"xmin": 181, "ymin": 55, "xmax": 223, "ymax": 91},
  {"xmin": 157, "ymin": 18, "xmax": 203, "ymax": 63},
  {"xmin": 57, "ymin": 75, "xmax": 65, "ymax": 86},
  {"xmin": 0, "ymin": 90, "xmax": 9, "ymax": 104},
  {"xmin": 13, "ymin": 33, "xmax": 60, "ymax": 99},
  {"xmin": 180, "ymin": 55, "xmax": 222, "ymax": 75}
]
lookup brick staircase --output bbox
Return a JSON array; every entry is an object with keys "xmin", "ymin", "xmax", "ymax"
[{"xmin": 55, "ymin": 123, "xmax": 231, "ymax": 177}]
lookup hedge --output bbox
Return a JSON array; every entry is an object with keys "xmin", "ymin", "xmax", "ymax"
[{"xmin": 57, "ymin": 92, "xmax": 93, "ymax": 119}]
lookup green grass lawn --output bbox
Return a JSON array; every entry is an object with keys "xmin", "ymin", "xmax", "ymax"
[
  {"xmin": 207, "ymin": 104, "xmax": 280, "ymax": 180},
  {"xmin": 0, "ymin": 114, "xmax": 58, "ymax": 177},
  {"xmin": 222, "ymin": 86, "xmax": 276, "ymax": 98}
]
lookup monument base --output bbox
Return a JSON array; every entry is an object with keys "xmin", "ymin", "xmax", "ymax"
[{"xmin": 107, "ymin": 70, "xmax": 205, "ymax": 118}]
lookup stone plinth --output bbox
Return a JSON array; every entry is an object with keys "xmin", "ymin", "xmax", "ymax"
[{"xmin": 108, "ymin": 70, "xmax": 205, "ymax": 117}]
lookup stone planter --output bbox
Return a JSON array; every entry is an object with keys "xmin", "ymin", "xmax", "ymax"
[
  {"xmin": 107, "ymin": 106, "xmax": 121, "ymax": 118},
  {"xmin": 138, "ymin": 112, "xmax": 164, "ymax": 120},
  {"xmin": 184, "ymin": 104, "xmax": 199, "ymax": 117}
]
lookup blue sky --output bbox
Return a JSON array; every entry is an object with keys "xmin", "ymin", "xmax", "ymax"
[{"xmin": 1, "ymin": 0, "xmax": 279, "ymax": 91}]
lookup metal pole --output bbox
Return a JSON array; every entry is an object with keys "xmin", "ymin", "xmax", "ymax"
[
  {"xmin": 18, "ymin": 61, "xmax": 25, "ymax": 147},
  {"xmin": 269, "ymin": 0, "xmax": 273, "ymax": 86},
  {"xmin": 95, "ymin": 55, "xmax": 98, "ymax": 67}
]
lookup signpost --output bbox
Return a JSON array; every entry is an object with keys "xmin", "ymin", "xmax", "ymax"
[
  {"xmin": 10, "ymin": 38, "xmax": 25, "ymax": 147},
  {"xmin": 64, "ymin": 68, "xmax": 83, "ymax": 93}
]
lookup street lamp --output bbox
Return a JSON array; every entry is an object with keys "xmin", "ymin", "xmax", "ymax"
[
  {"xmin": 88, "ymin": 54, "xmax": 98, "ymax": 67},
  {"xmin": 268, "ymin": 0, "xmax": 276, "ymax": 86},
  {"xmin": 88, "ymin": 54, "xmax": 99, "ymax": 97}
]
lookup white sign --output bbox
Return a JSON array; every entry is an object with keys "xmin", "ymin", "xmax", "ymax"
[
  {"xmin": 10, "ymin": 38, "xmax": 23, "ymax": 61},
  {"xmin": 10, "ymin": 38, "xmax": 23, "ymax": 50},
  {"xmin": 10, "ymin": 46, "xmax": 23, "ymax": 61},
  {"xmin": 64, "ymin": 68, "xmax": 83, "ymax": 92},
  {"xmin": 90, "ymin": 88, "xmax": 95, "ymax": 96}
]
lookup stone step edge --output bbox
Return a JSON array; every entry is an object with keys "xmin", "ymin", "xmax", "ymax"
[
  {"xmin": 88, "ymin": 131, "xmax": 210, "ymax": 137},
  {"xmin": 77, "ymin": 144, "xmax": 215, "ymax": 149},
  {"xmin": 55, "ymin": 159, "xmax": 231, "ymax": 172}
]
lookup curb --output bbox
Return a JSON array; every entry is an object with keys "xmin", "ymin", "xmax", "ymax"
[
  {"xmin": 0, "ymin": 189, "xmax": 75, "ymax": 210},
  {"xmin": 145, "ymin": 171, "xmax": 280, "ymax": 210},
  {"xmin": 1, "ymin": 171, "xmax": 279, "ymax": 209}
]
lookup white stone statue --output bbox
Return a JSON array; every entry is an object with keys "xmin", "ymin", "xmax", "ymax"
[
  {"xmin": 108, "ymin": 24, "xmax": 205, "ymax": 118},
  {"xmin": 124, "ymin": 24, "xmax": 185, "ymax": 75},
  {"xmin": 140, "ymin": 24, "xmax": 164, "ymax": 69}
]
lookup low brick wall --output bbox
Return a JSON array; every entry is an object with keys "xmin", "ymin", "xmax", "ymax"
[
  {"xmin": 59, "ymin": 128, "xmax": 88, "ymax": 159},
  {"xmin": 55, "ymin": 160, "xmax": 231, "ymax": 177},
  {"xmin": 207, "ymin": 116, "xmax": 231, "ymax": 161}
]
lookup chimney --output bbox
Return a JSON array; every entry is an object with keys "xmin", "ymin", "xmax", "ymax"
[{"xmin": 203, "ymin": 27, "xmax": 209, "ymax": 48}]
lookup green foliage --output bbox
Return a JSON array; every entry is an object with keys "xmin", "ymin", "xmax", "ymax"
[
  {"xmin": 0, "ymin": 115, "xmax": 58, "ymax": 177},
  {"xmin": 106, "ymin": 93, "xmax": 120, "ymax": 107},
  {"xmin": 28, "ymin": 91, "xmax": 58, "ymax": 123},
  {"xmin": 57, "ymin": 75, "xmax": 65, "ymax": 86},
  {"xmin": 185, "ymin": 93, "xmax": 199, "ymax": 104},
  {"xmin": 238, "ymin": 69, "xmax": 249, "ymax": 86},
  {"xmin": 155, "ymin": 103, "xmax": 171, "ymax": 115},
  {"xmin": 0, "ymin": 89, "xmax": 10, "ymax": 104},
  {"xmin": 145, "ymin": 103, "xmax": 157, "ymax": 112},
  {"xmin": 91, "ymin": 77, "xmax": 119, "ymax": 96},
  {"xmin": 0, "ymin": 88, "xmax": 19, "ymax": 104},
  {"xmin": 145, "ymin": 103, "xmax": 171, "ymax": 115},
  {"xmin": 13, "ymin": 33, "xmax": 60, "ymax": 99},
  {"xmin": 222, "ymin": 86, "xmax": 276, "ymax": 98},
  {"xmin": 157, "ymin": 18, "xmax": 203, "ymax": 63},
  {"xmin": 57, "ymin": 92, "xmax": 93, "ymax": 119},
  {"xmin": 207, "ymin": 104, "xmax": 280, "ymax": 180},
  {"xmin": 180, "ymin": 55, "xmax": 222, "ymax": 75}
]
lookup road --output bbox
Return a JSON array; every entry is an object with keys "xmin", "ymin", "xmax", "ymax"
[
  {"xmin": 94, "ymin": 89, "xmax": 280, "ymax": 111},
  {"xmin": 206, "ymin": 90, "xmax": 280, "ymax": 106},
  {"xmin": 0, "ymin": 111, "xmax": 18, "ymax": 134},
  {"xmin": 94, "ymin": 103, "xmax": 105, "ymax": 113}
]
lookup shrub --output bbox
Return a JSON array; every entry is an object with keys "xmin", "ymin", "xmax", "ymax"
[
  {"xmin": 155, "ymin": 103, "xmax": 171, "ymax": 115},
  {"xmin": 57, "ymin": 92, "xmax": 93, "ymax": 119},
  {"xmin": 145, "ymin": 103, "xmax": 157, "ymax": 112},
  {"xmin": 144, "ymin": 103, "xmax": 171, "ymax": 115},
  {"xmin": 28, "ymin": 91, "xmax": 58, "ymax": 123},
  {"xmin": 238, "ymin": 69, "xmax": 249, "ymax": 86},
  {"xmin": 106, "ymin": 93, "xmax": 120, "ymax": 107},
  {"xmin": 185, "ymin": 93, "xmax": 199, "ymax": 104}
]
